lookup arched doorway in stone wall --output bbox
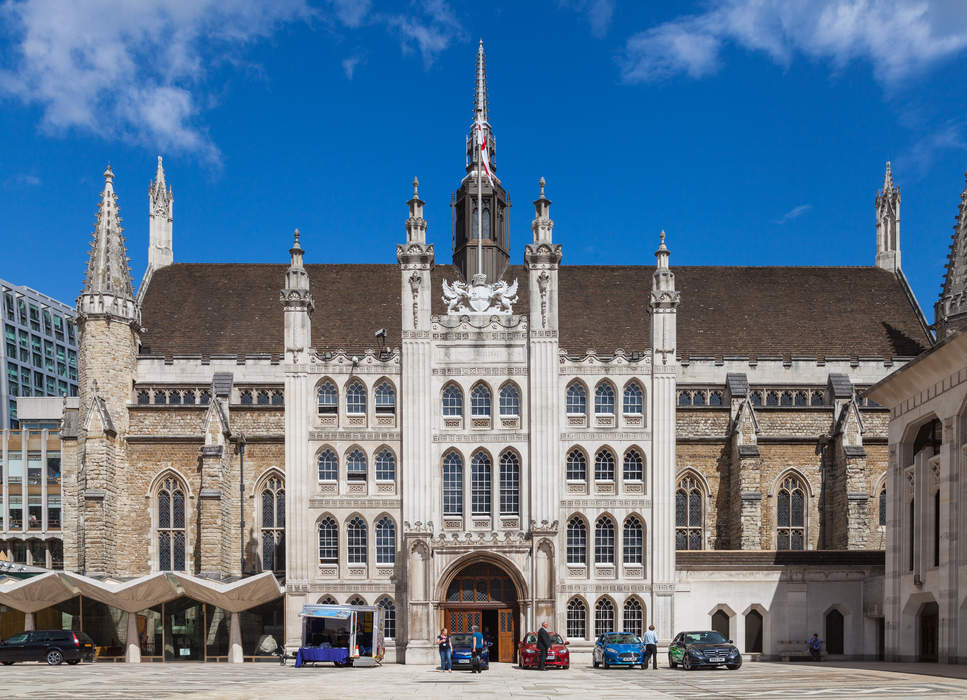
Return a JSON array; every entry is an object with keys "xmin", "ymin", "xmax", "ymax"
[{"xmin": 439, "ymin": 560, "xmax": 522, "ymax": 663}]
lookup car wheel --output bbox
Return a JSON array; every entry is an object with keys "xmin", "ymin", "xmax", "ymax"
[
  {"xmin": 2, "ymin": 662, "xmax": 14, "ymax": 666},
  {"xmin": 47, "ymin": 649, "xmax": 64, "ymax": 666},
  {"xmin": 604, "ymin": 656, "xmax": 610, "ymax": 669},
  {"xmin": 67, "ymin": 660, "xmax": 80, "ymax": 666},
  {"xmin": 683, "ymin": 656, "xmax": 693, "ymax": 671},
  {"xmin": 563, "ymin": 664, "xmax": 569, "ymax": 670}
]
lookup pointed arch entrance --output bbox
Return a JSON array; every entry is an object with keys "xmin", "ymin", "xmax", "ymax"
[{"xmin": 437, "ymin": 555, "xmax": 525, "ymax": 664}]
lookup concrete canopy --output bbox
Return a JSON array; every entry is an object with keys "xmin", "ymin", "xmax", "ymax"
[{"xmin": 0, "ymin": 572, "xmax": 79, "ymax": 613}]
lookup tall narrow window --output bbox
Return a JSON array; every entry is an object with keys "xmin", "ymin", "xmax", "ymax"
[
  {"xmin": 443, "ymin": 453, "xmax": 463, "ymax": 516},
  {"xmin": 346, "ymin": 449, "xmax": 367, "ymax": 481},
  {"xmin": 318, "ymin": 449, "xmax": 338, "ymax": 481},
  {"xmin": 567, "ymin": 517, "xmax": 587, "ymax": 565},
  {"xmin": 566, "ymin": 383, "xmax": 586, "ymax": 414},
  {"xmin": 676, "ymin": 475, "xmax": 703, "ymax": 550},
  {"xmin": 346, "ymin": 381, "xmax": 366, "ymax": 414},
  {"xmin": 158, "ymin": 477, "xmax": 186, "ymax": 571},
  {"xmin": 623, "ymin": 449, "xmax": 643, "ymax": 481},
  {"xmin": 499, "ymin": 452, "xmax": 520, "ymax": 515},
  {"xmin": 879, "ymin": 487, "xmax": 887, "ymax": 527},
  {"xmin": 594, "ymin": 383, "xmax": 615, "ymax": 414},
  {"xmin": 595, "ymin": 449, "xmax": 615, "ymax": 482},
  {"xmin": 375, "ymin": 382, "xmax": 395, "ymax": 414},
  {"xmin": 595, "ymin": 599, "xmax": 615, "ymax": 636},
  {"xmin": 318, "ymin": 517, "xmax": 338, "ymax": 564},
  {"xmin": 442, "ymin": 384, "xmax": 463, "ymax": 417},
  {"xmin": 566, "ymin": 449, "xmax": 587, "ymax": 481},
  {"xmin": 471, "ymin": 451, "xmax": 492, "ymax": 515},
  {"xmin": 567, "ymin": 598, "xmax": 587, "ymax": 639},
  {"xmin": 624, "ymin": 516, "xmax": 643, "ymax": 565},
  {"xmin": 347, "ymin": 517, "xmax": 367, "ymax": 564},
  {"xmin": 261, "ymin": 476, "xmax": 285, "ymax": 574},
  {"xmin": 376, "ymin": 517, "xmax": 396, "ymax": 565},
  {"xmin": 934, "ymin": 490, "xmax": 941, "ymax": 568},
  {"xmin": 623, "ymin": 383, "xmax": 643, "ymax": 415},
  {"xmin": 378, "ymin": 598, "xmax": 396, "ymax": 639},
  {"xmin": 471, "ymin": 384, "xmax": 491, "ymax": 417},
  {"xmin": 623, "ymin": 599, "xmax": 643, "ymax": 637},
  {"xmin": 317, "ymin": 381, "xmax": 337, "ymax": 414},
  {"xmin": 499, "ymin": 384, "xmax": 520, "ymax": 417},
  {"xmin": 909, "ymin": 498, "xmax": 915, "ymax": 571},
  {"xmin": 595, "ymin": 517, "xmax": 615, "ymax": 564},
  {"xmin": 375, "ymin": 449, "xmax": 396, "ymax": 481},
  {"xmin": 777, "ymin": 475, "xmax": 806, "ymax": 550}
]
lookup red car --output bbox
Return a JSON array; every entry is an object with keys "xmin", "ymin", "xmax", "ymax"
[{"xmin": 519, "ymin": 631, "xmax": 570, "ymax": 669}]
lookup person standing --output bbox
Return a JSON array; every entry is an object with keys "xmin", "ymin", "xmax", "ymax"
[
  {"xmin": 808, "ymin": 634, "xmax": 822, "ymax": 661},
  {"xmin": 642, "ymin": 624, "xmax": 659, "ymax": 669},
  {"xmin": 471, "ymin": 625, "xmax": 484, "ymax": 673},
  {"xmin": 537, "ymin": 622, "xmax": 552, "ymax": 671},
  {"xmin": 436, "ymin": 627, "xmax": 452, "ymax": 672}
]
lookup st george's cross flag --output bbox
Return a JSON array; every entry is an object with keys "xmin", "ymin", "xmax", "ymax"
[{"xmin": 475, "ymin": 119, "xmax": 494, "ymax": 186}]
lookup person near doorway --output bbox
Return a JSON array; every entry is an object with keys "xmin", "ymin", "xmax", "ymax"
[
  {"xmin": 471, "ymin": 625, "xmax": 484, "ymax": 673},
  {"xmin": 537, "ymin": 622, "xmax": 552, "ymax": 670},
  {"xmin": 642, "ymin": 624, "xmax": 659, "ymax": 669},
  {"xmin": 807, "ymin": 633, "xmax": 822, "ymax": 661},
  {"xmin": 436, "ymin": 627, "xmax": 452, "ymax": 672}
]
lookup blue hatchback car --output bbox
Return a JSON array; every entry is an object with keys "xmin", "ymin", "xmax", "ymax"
[
  {"xmin": 450, "ymin": 633, "xmax": 490, "ymax": 670},
  {"xmin": 592, "ymin": 632, "xmax": 645, "ymax": 669}
]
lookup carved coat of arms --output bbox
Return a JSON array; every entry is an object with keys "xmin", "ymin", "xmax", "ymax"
[{"xmin": 442, "ymin": 273, "xmax": 518, "ymax": 315}]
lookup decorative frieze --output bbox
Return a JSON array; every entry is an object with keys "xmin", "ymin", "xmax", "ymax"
[
  {"xmin": 561, "ymin": 498, "xmax": 651, "ymax": 509},
  {"xmin": 308, "ymin": 498, "xmax": 402, "ymax": 508},
  {"xmin": 309, "ymin": 430, "xmax": 401, "ymax": 441},
  {"xmin": 433, "ymin": 432, "xmax": 525, "ymax": 443},
  {"xmin": 432, "ymin": 367, "xmax": 528, "ymax": 376},
  {"xmin": 560, "ymin": 583, "xmax": 653, "ymax": 593},
  {"xmin": 560, "ymin": 432, "xmax": 651, "ymax": 441}
]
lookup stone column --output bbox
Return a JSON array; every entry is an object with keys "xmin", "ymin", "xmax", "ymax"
[
  {"xmin": 284, "ymin": 364, "xmax": 310, "ymax": 651},
  {"xmin": 126, "ymin": 612, "xmax": 141, "ymax": 663},
  {"xmin": 198, "ymin": 444, "xmax": 224, "ymax": 578},
  {"xmin": 24, "ymin": 612, "xmax": 34, "ymax": 631},
  {"xmin": 229, "ymin": 611, "xmax": 244, "ymax": 663},
  {"xmin": 940, "ymin": 416, "xmax": 959, "ymax": 662}
]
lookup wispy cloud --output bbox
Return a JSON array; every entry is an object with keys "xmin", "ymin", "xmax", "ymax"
[
  {"xmin": 620, "ymin": 0, "xmax": 967, "ymax": 87},
  {"xmin": 897, "ymin": 121, "xmax": 967, "ymax": 178},
  {"xmin": 560, "ymin": 0, "xmax": 615, "ymax": 38},
  {"xmin": 774, "ymin": 203, "xmax": 812, "ymax": 224},
  {"xmin": 385, "ymin": 0, "xmax": 464, "ymax": 67},
  {"xmin": 6, "ymin": 173, "xmax": 42, "ymax": 187},
  {"xmin": 342, "ymin": 55, "xmax": 363, "ymax": 80}
]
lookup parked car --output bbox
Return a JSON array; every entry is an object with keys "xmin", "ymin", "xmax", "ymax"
[
  {"xmin": 518, "ymin": 631, "xmax": 570, "ymax": 669},
  {"xmin": 668, "ymin": 630, "xmax": 741, "ymax": 670},
  {"xmin": 592, "ymin": 632, "xmax": 645, "ymax": 669},
  {"xmin": 0, "ymin": 630, "xmax": 95, "ymax": 665},
  {"xmin": 449, "ymin": 633, "xmax": 489, "ymax": 670}
]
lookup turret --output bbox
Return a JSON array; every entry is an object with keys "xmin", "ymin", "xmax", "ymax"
[
  {"xmin": 650, "ymin": 231, "xmax": 679, "ymax": 364},
  {"xmin": 281, "ymin": 229, "xmax": 314, "ymax": 363},
  {"xmin": 875, "ymin": 162, "xmax": 901, "ymax": 272},
  {"xmin": 148, "ymin": 156, "xmax": 173, "ymax": 270}
]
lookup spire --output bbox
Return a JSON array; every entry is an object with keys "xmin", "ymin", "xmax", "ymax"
[
  {"xmin": 406, "ymin": 176, "xmax": 427, "ymax": 244},
  {"xmin": 875, "ymin": 161, "xmax": 901, "ymax": 272},
  {"xmin": 655, "ymin": 230, "xmax": 670, "ymax": 269},
  {"xmin": 475, "ymin": 39, "xmax": 488, "ymax": 124},
  {"xmin": 282, "ymin": 228, "xmax": 314, "ymax": 362},
  {"xmin": 83, "ymin": 165, "xmax": 135, "ymax": 300},
  {"xmin": 531, "ymin": 176, "xmax": 553, "ymax": 243},
  {"xmin": 466, "ymin": 39, "xmax": 496, "ymax": 178},
  {"xmin": 935, "ymin": 170, "xmax": 967, "ymax": 339},
  {"xmin": 883, "ymin": 161, "xmax": 895, "ymax": 192},
  {"xmin": 148, "ymin": 155, "xmax": 174, "ymax": 270}
]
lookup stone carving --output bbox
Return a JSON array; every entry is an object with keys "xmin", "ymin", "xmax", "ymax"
[
  {"xmin": 442, "ymin": 273, "xmax": 518, "ymax": 315},
  {"xmin": 537, "ymin": 270, "xmax": 550, "ymax": 328},
  {"xmin": 409, "ymin": 272, "xmax": 421, "ymax": 326}
]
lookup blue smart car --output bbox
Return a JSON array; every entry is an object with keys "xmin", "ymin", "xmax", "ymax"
[{"xmin": 592, "ymin": 632, "xmax": 645, "ymax": 669}]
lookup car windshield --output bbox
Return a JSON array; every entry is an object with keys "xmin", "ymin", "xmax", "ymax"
[
  {"xmin": 684, "ymin": 631, "xmax": 729, "ymax": 645},
  {"xmin": 450, "ymin": 634, "xmax": 474, "ymax": 646},
  {"xmin": 604, "ymin": 634, "xmax": 640, "ymax": 644},
  {"xmin": 525, "ymin": 634, "xmax": 565, "ymax": 645}
]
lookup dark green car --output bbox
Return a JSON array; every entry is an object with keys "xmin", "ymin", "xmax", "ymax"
[{"xmin": 668, "ymin": 630, "xmax": 741, "ymax": 670}]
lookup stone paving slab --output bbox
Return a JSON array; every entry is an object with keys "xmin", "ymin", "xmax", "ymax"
[{"xmin": 3, "ymin": 661, "xmax": 967, "ymax": 699}]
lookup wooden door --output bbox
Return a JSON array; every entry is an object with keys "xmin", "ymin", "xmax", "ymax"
[
  {"xmin": 447, "ymin": 609, "xmax": 480, "ymax": 634},
  {"xmin": 497, "ymin": 609, "xmax": 514, "ymax": 663}
]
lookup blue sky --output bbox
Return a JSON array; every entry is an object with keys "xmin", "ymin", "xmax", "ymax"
[{"xmin": 1, "ymin": 0, "xmax": 966, "ymax": 326}]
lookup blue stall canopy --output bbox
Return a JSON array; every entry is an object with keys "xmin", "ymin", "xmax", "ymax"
[{"xmin": 301, "ymin": 604, "xmax": 354, "ymax": 620}]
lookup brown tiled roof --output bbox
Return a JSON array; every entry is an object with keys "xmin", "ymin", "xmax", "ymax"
[{"xmin": 139, "ymin": 263, "xmax": 931, "ymax": 359}]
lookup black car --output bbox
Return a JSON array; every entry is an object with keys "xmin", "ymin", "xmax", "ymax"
[
  {"xmin": 0, "ymin": 630, "xmax": 95, "ymax": 665},
  {"xmin": 668, "ymin": 630, "xmax": 741, "ymax": 670}
]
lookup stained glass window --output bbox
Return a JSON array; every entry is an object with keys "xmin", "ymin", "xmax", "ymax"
[
  {"xmin": 676, "ymin": 475, "xmax": 703, "ymax": 550},
  {"xmin": 777, "ymin": 475, "xmax": 806, "ymax": 550},
  {"xmin": 157, "ymin": 477, "xmax": 186, "ymax": 570}
]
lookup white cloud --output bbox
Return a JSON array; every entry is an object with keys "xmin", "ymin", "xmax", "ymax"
[
  {"xmin": 13, "ymin": 173, "xmax": 41, "ymax": 186},
  {"xmin": 0, "ymin": 0, "xmax": 313, "ymax": 162},
  {"xmin": 560, "ymin": 0, "xmax": 615, "ymax": 38},
  {"xmin": 774, "ymin": 203, "xmax": 812, "ymax": 224},
  {"xmin": 386, "ymin": 0, "xmax": 464, "ymax": 67},
  {"xmin": 619, "ymin": 0, "xmax": 967, "ymax": 86},
  {"xmin": 897, "ymin": 121, "xmax": 967, "ymax": 177},
  {"xmin": 342, "ymin": 55, "xmax": 363, "ymax": 80},
  {"xmin": 328, "ymin": 0, "xmax": 371, "ymax": 28}
]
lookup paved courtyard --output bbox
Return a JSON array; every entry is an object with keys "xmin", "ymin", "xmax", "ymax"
[{"xmin": 4, "ymin": 660, "xmax": 967, "ymax": 699}]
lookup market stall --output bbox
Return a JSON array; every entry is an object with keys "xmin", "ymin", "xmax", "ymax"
[{"xmin": 295, "ymin": 604, "xmax": 383, "ymax": 668}]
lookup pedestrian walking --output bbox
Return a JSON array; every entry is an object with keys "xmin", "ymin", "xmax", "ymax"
[
  {"xmin": 471, "ymin": 625, "xmax": 484, "ymax": 673},
  {"xmin": 642, "ymin": 624, "xmax": 659, "ymax": 669},
  {"xmin": 807, "ymin": 634, "xmax": 822, "ymax": 661},
  {"xmin": 537, "ymin": 621, "xmax": 552, "ymax": 671},
  {"xmin": 436, "ymin": 627, "xmax": 452, "ymax": 672}
]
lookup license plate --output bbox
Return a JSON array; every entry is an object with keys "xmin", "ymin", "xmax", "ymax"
[
  {"xmin": 709, "ymin": 657, "xmax": 725, "ymax": 663},
  {"xmin": 621, "ymin": 654, "xmax": 634, "ymax": 660},
  {"xmin": 547, "ymin": 653, "xmax": 555, "ymax": 658}
]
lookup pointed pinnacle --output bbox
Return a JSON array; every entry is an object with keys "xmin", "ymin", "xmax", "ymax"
[
  {"xmin": 413, "ymin": 176, "xmax": 420, "ymax": 197},
  {"xmin": 104, "ymin": 164, "xmax": 114, "ymax": 183},
  {"xmin": 539, "ymin": 176, "xmax": 546, "ymax": 196},
  {"xmin": 883, "ymin": 161, "xmax": 894, "ymax": 191},
  {"xmin": 659, "ymin": 230, "xmax": 667, "ymax": 250}
]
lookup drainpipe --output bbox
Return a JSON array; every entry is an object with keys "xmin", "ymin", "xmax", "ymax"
[
  {"xmin": 237, "ymin": 433, "xmax": 246, "ymax": 576},
  {"xmin": 530, "ymin": 529, "xmax": 536, "ymax": 631}
]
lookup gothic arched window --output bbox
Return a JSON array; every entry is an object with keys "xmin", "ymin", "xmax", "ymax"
[
  {"xmin": 676, "ymin": 475, "xmax": 704, "ymax": 550},
  {"xmin": 566, "ymin": 383, "xmax": 586, "ymax": 415},
  {"xmin": 624, "ymin": 516, "xmax": 643, "ymax": 565},
  {"xmin": 442, "ymin": 384, "xmax": 463, "ymax": 417},
  {"xmin": 347, "ymin": 517, "xmax": 367, "ymax": 564},
  {"xmin": 261, "ymin": 476, "xmax": 285, "ymax": 574},
  {"xmin": 317, "ymin": 449, "xmax": 338, "ymax": 481},
  {"xmin": 566, "ymin": 449, "xmax": 587, "ymax": 481},
  {"xmin": 346, "ymin": 381, "xmax": 367, "ymax": 415},
  {"xmin": 346, "ymin": 448, "xmax": 367, "ymax": 481},
  {"xmin": 375, "ymin": 517, "xmax": 395, "ymax": 565},
  {"xmin": 567, "ymin": 517, "xmax": 587, "ymax": 565},
  {"xmin": 595, "ymin": 449, "xmax": 615, "ymax": 482},
  {"xmin": 499, "ymin": 451, "xmax": 520, "ymax": 515},
  {"xmin": 471, "ymin": 451, "xmax": 492, "ymax": 515},
  {"xmin": 623, "ymin": 449, "xmax": 643, "ymax": 482},
  {"xmin": 157, "ymin": 477, "xmax": 186, "ymax": 571},
  {"xmin": 374, "ymin": 381, "xmax": 395, "ymax": 414},
  {"xmin": 777, "ymin": 475, "xmax": 806, "ymax": 550},
  {"xmin": 879, "ymin": 486, "xmax": 887, "ymax": 527},
  {"xmin": 378, "ymin": 597, "xmax": 396, "ymax": 639},
  {"xmin": 595, "ymin": 516, "xmax": 615, "ymax": 564},
  {"xmin": 471, "ymin": 384, "xmax": 491, "ymax": 417},
  {"xmin": 567, "ymin": 598, "xmax": 587, "ymax": 639},
  {"xmin": 499, "ymin": 384, "xmax": 520, "ymax": 417},
  {"xmin": 594, "ymin": 383, "xmax": 615, "ymax": 415},
  {"xmin": 318, "ymin": 517, "xmax": 338, "ymax": 564},
  {"xmin": 443, "ymin": 453, "xmax": 463, "ymax": 515},
  {"xmin": 623, "ymin": 383, "xmax": 643, "ymax": 415},
  {"xmin": 595, "ymin": 598, "xmax": 615, "ymax": 636},
  {"xmin": 317, "ymin": 381, "xmax": 337, "ymax": 414},
  {"xmin": 623, "ymin": 598, "xmax": 643, "ymax": 638},
  {"xmin": 375, "ymin": 449, "xmax": 396, "ymax": 481}
]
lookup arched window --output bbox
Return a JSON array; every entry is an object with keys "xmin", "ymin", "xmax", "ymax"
[
  {"xmin": 471, "ymin": 384, "xmax": 491, "ymax": 417},
  {"xmin": 624, "ymin": 598, "xmax": 643, "ymax": 637},
  {"xmin": 155, "ymin": 390, "xmax": 168, "ymax": 405},
  {"xmin": 443, "ymin": 453, "xmax": 463, "ymax": 515},
  {"xmin": 566, "ymin": 383, "xmax": 586, "ymax": 414},
  {"xmin": 750, "ymin": 391, "xmax": 763, "ymax": 406},
  {"xmin": 318, "ymin": 517, "xmax": 338, "ymax": 564},
  {"xmin": 913, "ymin": 418, "xmax": 942, "ymax": 456},
  {"xmin": 811, "ymin": 391, "xmax": 825, "ymax": 406},
  {"xmin": 317, "ymin": 449, "xmax": 338, "ymax": 481},
  {"xmin": 879, "ymin": 486, "xmax": 887, "ymax": 527},
  {"xmin": 595, "ymin": 449, "xmax": 615, "ymax": 482},
  {"xmin": 746, "ymin": 609, "xmax": 764, "ymax": 653},
  {"xmin": 348, "ymin": 595, "xmax": 367, "ymax": 606},
  {"xmin": 183, "ymin": 390, "xmax": 196, "ymax": 405},
  {"xmin": 261, "ymin": 476, "xmax": 285, "ymax": 574},
  {"xmin": 442, "ymin": 384, "xmax": 463, "ymax": 417},
  {"xmin": 375, "ymin": 517, "xmax": 395, "ymax": 564},
  {"xmin": 137, "ymin": 390, "xmax": 149, "ymax": 405},
  {"xmin": 693, "ymin": 391, "xmax": 706, "ymax": 406},
  {"xmin": 567, "ymin": 598, "xmax": 587, "ymax": 639},
  {"xmin": 471, "ymin": 451, "xmax": 492, "ymax": 515},
  {"xmin": 347, "ymin": 517, "xmax": 367, "ymax": 564},
  {"xmin": 346, "ymin": 448, "xmax": 367, "ymax": 481},
  {"xmin": 375, "ymin": 449, "xmax": 396, "ymax": 481},
  {"xmin": 712, "ymin": 610, "xmax": 730, "ymax": 638},
  {"xmin": 766, "ymin": 391, "xmax": 779, "ymax": 407},
  {"xmin": 794, "ymin": 391, "xmax": 807, "ymax": 407},
  {"xmin": 780, "ymin": 391, "xmax": 793, "ymax": 407},
  {"xmin": 623, "ymin": 516, "xmax": 643, "ymax": 565},
  {"xmin": 777, "ymin": 475, "xmax": 806, "ymax": 550},
  {"xmin": 566, "ymin": 449, "xmax": 587, "ymax": 481},
  {"xmin": 239, "ymin": 390, "xmax": 252, "ymax": 405},
  {"xmin": 271, "ymin": 390, "xmax": 283, "ymax": 405},
  {"xmin": 676, "ymin": 474, "xmax": 704, "ymax": 550},
  {"xmin": 594, "ymin": 383, "xmax": 615, "ymax": 415},
  {"xmin": 499, "ymin": 452, "xmax": 520, "ymax": 515},
  {"xmin": 157, "ymin": 477, "xmax": 186, "ymax": 571},
  {"xmin": 346, "ymin": 381, "xmax": 366, "ymax": 415},
  {"xmin": 374, "ymin": 382, "xmax": 396, "ymax": 414},
  {"xmin": 318, "ymin": 595, "xmax": 337, "ymax": 604},
  {"xmin": 378, "ymin": 597, "xmax": 396, "ymax": 639},
  {"xmin": 499, "ymin": 384, "xmax": 520, "ymax": 417},
  {"xmin": 595, "ymin": 598, "xmax": 615, "ymax": 636},
  {"xmin": 623, "ymin": 383, "xmax": 643, "ymax": 415},
  {"xmin": 257, "ymin": 390, "xmax": 270, "ymax": 405},
  {"xmin": 709, "ymin": 391, "xmax": 723, "ymax": 406},
  {"xmin": 199, "ymin": 389, "xmax": 211, "ymax": 405},
  {"xmin": 623, "ymin": 449, "xmax": 643, "ymax": 481},
  {"xmin": 170, "ymin": 391, "xmax": 183, "ymax": 406},
  {"xmin": 678, "ymin": 391, "xmax": 692, "ymax": 406},
  {"xmin": 595, "ymin": 517, "xmax": 615, "ymax": 564},
  {"xmin": 567, "ymin": 517, "xmax": 587, "ymax": 565}
]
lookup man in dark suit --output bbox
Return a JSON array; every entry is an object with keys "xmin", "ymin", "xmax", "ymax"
[{"xmin": 537, "ymin": 621, "xmax": 552, "ymax": 670}]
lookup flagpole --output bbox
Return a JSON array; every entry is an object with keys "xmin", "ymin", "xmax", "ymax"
[{"xmin": 477, "ymin": 123, "xmax": 483, "ymax": 279}]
